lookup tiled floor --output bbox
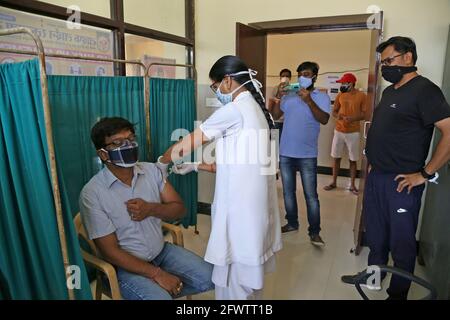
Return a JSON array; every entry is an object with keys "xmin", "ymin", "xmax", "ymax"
[{"xmin": 184, "ymin": 174, "xmax": 430, "ymax": 300}]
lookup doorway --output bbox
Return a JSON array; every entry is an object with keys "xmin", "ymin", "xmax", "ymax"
[{"xmin": 236, "ymin": 13, "xmax": 383, "ymax": 254}]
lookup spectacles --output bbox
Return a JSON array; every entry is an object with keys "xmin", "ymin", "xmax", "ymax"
[
  {"xmin": 380, "ymin": 53, "xmax": 405, "ymax": 66},
  {"xmin": 209, "ymin": 81, "xmax": 220, "ymax": 94},
  {"xmin": 104, "ymin": 134, "xmax": 137, "ymax": 150},
  {"xmin": 210, "ymin": 76, "xmax": 232, "ymax": 94}
]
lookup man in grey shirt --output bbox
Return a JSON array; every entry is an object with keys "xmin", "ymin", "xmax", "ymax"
[{"xmin": 79, "ymin": 117, "xmax": 213, "ymax": 300}]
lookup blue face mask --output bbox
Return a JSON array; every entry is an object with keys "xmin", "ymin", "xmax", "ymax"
[
  {"xmin": 215, "ymin": 78, "xmax": 252, "ymax": 105},
  {"xmin": 299, "ymin": 76, "xmax": 314, "ymax": 89},
  {"xmin": 216, "ymin": 81, "xmax": 233, "ymax": 105}
]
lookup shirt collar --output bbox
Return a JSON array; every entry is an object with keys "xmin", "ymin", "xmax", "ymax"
[{"xmin": 102, "ymin": 163, "xmax": 145, "ymax": 188}]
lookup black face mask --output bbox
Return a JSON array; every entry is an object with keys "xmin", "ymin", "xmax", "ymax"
[
  {"xmin": 340, "ymin": 84, "xmax": 351, "ymax": 93},
  {"xmin": 102, "ymin": 141, "xmax": 139, "ymax": 168},
  {"xmin": 381, "ymin": 65, "xmax": 417, "ymax": 84}
]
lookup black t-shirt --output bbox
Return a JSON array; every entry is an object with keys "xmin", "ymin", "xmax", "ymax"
[{"xmin": 366, "ymin": 75, "xmax": 450, "ymax": 174}]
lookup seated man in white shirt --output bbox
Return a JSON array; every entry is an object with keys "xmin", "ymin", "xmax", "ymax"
[{"xmin": 79, "ymin": 117, "xmax": 213, "ymax": 300}]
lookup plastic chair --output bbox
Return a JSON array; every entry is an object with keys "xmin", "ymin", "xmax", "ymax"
[{"xmin": 73, "ymin": 212, "xmax": 189, "ymax": 300}]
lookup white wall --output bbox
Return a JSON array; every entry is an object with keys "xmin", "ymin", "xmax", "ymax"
[
  {"xmin": 195, "ymin": 0, "xmax": 450, "ymax": 203},
  {"xmin": 196, "ymin": 0, "xmax": 450, "ymax": 86}
]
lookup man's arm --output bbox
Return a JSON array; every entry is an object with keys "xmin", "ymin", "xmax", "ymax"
[
  {"xmin": 126, "ymin": 181, "xmax": 186, "ymax": 221},
  {"xmin": 94, "ymin": 233, "xmax": 182, "ymax": 296},
  {"xmin": 267, "ymin": 82, "xmax": 289, "ymax": 120},
  {"xmin": 424, "ymin": 117, "xmax": 450, "ymax": 174},
  {"xmin": 395, "ymin": 117, "xmax": 450, "ymax": 193},
  {"xmin": 332, "ymin": 94, "xmax": 341, "ymax": 119},
  {"xmin": 267, "ymin": 97, "xmax": 284, "ymax": 120},
  {"xmin": 198, "ymin": 162, "xmax": 216, "ymax": 173},
  {"xmin": 299, "ymin": 89, "xmax": 330, "ymax": 125}
]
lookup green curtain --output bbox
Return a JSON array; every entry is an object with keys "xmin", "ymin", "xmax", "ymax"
[
  {"xmin": 47, "ymin": 75, "xmax": 147, "ymax": 216},
  {"xmin": 149, "ymin": 77, "xmax": 198, "ymax": 228},
  {"xmin": 0, "ymin": 59, "xmax": 91, "ymax": 300}
]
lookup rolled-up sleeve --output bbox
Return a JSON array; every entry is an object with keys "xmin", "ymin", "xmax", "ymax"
[{"xmin": 79, "ymin": 187, "xmax": 116, "ymax": 240}]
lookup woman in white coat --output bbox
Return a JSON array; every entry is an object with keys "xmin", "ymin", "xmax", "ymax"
[{"xmin": 157, "ymin": 55, "xmax": 282, "ymax": 300}]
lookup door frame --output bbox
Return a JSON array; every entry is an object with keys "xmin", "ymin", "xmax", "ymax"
[{"xmin": 237, "ymin": 12, "xmax": 384, "ymax": 255}]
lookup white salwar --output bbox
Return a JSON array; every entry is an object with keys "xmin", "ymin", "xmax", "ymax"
[{"xmin": 199, "ymin": 91, "xmax": 282, "ymax": 300}]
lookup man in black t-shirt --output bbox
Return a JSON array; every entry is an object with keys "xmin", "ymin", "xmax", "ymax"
[{"xmin": 341, "ymin": 37, "xmax": 450, "ymax": 300}]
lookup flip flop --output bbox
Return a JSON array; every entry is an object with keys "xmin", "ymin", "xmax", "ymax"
[
  {"xmin": 349, "ymin": 187, "xmax": 359, "ymax": 195},
  {"xmin": 323, "ymin": 184, "xmax": 337, "ymax": 191}
]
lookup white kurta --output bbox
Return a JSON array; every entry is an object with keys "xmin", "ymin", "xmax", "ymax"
[{"xmin": 199, "ymin": 91, "xmax": 282, "ymax": 292}]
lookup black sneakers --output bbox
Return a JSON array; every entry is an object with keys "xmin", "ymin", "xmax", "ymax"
[
  {"xmin": 281, "ymin": 224, "xmax": 298, "ymax": 233},
  {"xmin": 341, "ymin": 271, "xmax": 382, "ymax": 291},
  {"xmin": 310, "ymin": 234, "xmax": 325, "ymax": 247}
]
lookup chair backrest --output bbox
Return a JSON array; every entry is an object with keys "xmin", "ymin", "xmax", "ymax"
[{"xmin": 73, "ymin": 213, "xmax": 99, "ymax": 256}]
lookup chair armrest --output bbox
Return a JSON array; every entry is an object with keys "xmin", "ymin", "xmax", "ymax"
[
  {"xmin": 81, "ymin": 250, "xmax": 122, "ymax": 300},
  {"xmin": 162, "ymin": 222, "xmax": 184, "ymax": 247}
]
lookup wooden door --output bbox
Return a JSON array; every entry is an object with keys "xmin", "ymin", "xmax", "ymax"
[
  {"xmin": 236, "ymin": 23, "xmax": 267, "ymax": 92},
  {"xmin": 353, "ymin": 12, "xmax": 384, "ymax": 255}
]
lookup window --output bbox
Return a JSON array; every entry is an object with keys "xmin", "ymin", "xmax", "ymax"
[
  {"xmin": 37, "ymin": 0, "xmax": 111, "ymax": 18},
  {"xmin": 0, "ymin": 6, "xmax": 114, "ymax": 75},
  {"xmin": 124, "ymin": 0, "xmax": 186, "ymax": 38},
  {"xmin": 125, "ymin": 33, "xmax": 187, "ymax": 78},
  {"xmin": 0, "ymin": 1, "xmax": 194, "ymax": 76}
]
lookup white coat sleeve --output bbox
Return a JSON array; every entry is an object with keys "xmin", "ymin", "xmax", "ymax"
[{"xmin": 199, "ymin": 104, "xmax": 243, "ymax": 140}]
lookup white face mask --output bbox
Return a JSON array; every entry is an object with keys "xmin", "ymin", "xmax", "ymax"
[
  {"xmin": 215, "ymin": 69, "xmax": 266, "ymax": 105},
  {"xmin": 216, "ymin": 80, "xmax": 251, "ymax": 105},
  {"xmin": 280, "ymin": 77, "xmax": 290, "ymax": 83}
]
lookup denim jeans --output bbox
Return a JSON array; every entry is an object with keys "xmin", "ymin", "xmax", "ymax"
[
  {"xmin": 117, "ymin": 242, "xmax": 214, "ymax": 300},
  {"xmin": 280, "ymin": 156, "xmax": 321, "ymax": 236}
]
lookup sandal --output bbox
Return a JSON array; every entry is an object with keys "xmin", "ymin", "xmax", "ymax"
[
  {"xmin": 348, "ymin": 187, "xmax": 359, "ymax": 195},
  {"xmin": 323, "ymin": 184, "xmax": 337, "ymax": 191}
]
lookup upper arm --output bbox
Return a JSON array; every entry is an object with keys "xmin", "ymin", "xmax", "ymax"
[
  {"xmin": 435, "ymin": 116, "xmax": 450, "ymax": 135},
  {"xmin": 160, "ymin": 181, "xmax": 184, "ymax": 204},
  {"xmin": 199, "ymin": 105, "xmax": 242, "ymax": 140},
  {"xmin": 149, "ymin": 162, "xmax": 183, "ymax": 204}
]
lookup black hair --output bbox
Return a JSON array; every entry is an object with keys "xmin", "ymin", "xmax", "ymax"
[
  {"xmin": 209, "ymin": 55, "xmax": 274, "ymax": 129},
  {"xmin": 91, "ymin": 117, "xmax": 135, "ymax": 150},
  {"xmin": 296, "ymin": 61, "xmax": 319, "ymax": 75},
  {"xmin": 376, "ymin": 36, "xmax": 417, "ymax": 64},
  {"xmin": 279, "ymin": 68, "xmax": 292, "ymax": 78}
]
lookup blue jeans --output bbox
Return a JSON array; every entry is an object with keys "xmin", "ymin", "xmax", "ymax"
[
  {"xmin": 280, "ymin": 156, "xmax": 321, "ymax": 236},
  {"xmin": 117, "ymin": 242, "xmax": 214, "ymax": 300}
]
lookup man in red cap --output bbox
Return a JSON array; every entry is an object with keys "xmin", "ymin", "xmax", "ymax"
[{"xmin": 324, "ymin": 73, "xmax": 367, "ymax": 195}]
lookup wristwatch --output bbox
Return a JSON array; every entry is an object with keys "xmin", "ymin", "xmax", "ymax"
[{"xmin": 421, "ymin": 168, "xmax": 439, "ymax": 184}]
